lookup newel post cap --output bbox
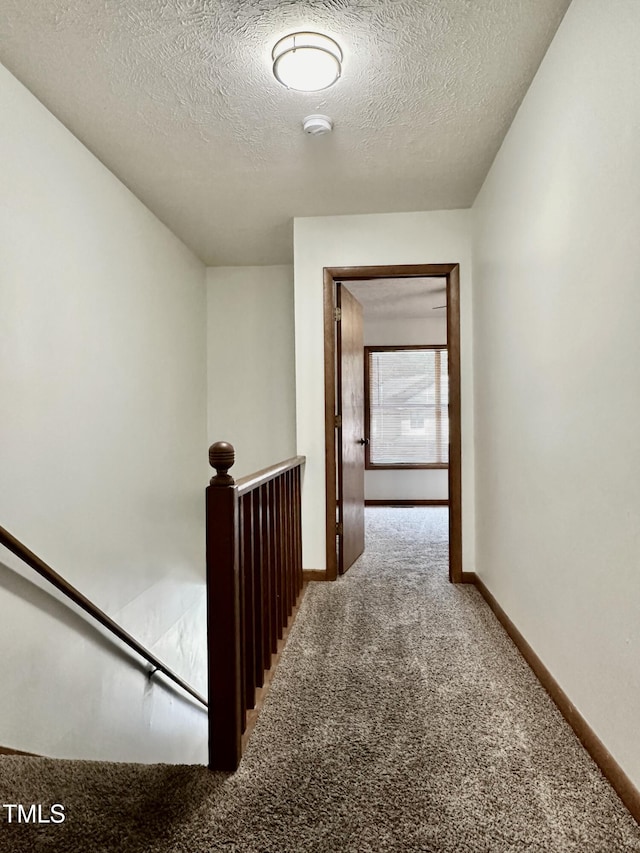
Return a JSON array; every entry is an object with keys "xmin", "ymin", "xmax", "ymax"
[{"xmin": 209, "ymin": 441, "xmax": 235, "ymax": 486}]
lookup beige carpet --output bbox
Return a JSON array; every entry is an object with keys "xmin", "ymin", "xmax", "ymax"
[{"xmin": 1, "ymin": 508, "xmax": 639, "ymax": 852}]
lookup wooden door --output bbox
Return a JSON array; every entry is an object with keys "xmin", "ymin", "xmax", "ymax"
[{"xmin": 337, "ymin": 284, "xmax": 365, "ymax": 573}]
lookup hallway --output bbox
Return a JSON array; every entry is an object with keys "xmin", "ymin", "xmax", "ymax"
[{"xmin": 1, "ymin": 509, "xmax": 639, "ymax": 852}]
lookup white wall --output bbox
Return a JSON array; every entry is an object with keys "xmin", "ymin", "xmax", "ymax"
[
  {"xmin": 294, "ymin": 211, "xmax": 474, "ymax": 572},
  {"xmin": 363, "ymin": 315, "xmax": 448, "ymax": 502},
  {"xmin": 473, "ymin": 0, "xmax": 640, "ymax": 789},
  {"xmin": 207, "ymin": 266, "xmax": 296, "ymax": 478},
  {"xmin": 0, "ymin": 64, "xmax": 208, "ymax": 763}
]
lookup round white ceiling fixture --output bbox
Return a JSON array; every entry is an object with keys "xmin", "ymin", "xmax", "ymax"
[
  {"xmin": 272, "ymin": 32, "xmax": 343, "ymax": 92},
  {"xmin": 303, "ymin": 115, "xmax": 333, "ymax": 135}
]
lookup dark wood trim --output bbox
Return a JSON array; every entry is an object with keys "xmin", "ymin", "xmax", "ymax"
[
  {"xmin": 365, "ymin": 499, "xmax": 448, "ymax": 507},
  {"xmin": 0, "ymin": 525, "xmax": 208, "ymax": 709},
  {"xmin": 469, "ymin": 572, "xmax": 640, "ymax": 825},
  {"xmin": 236, "ymin": 456, "xmax": 306, "ymax": 497},
  {"xmin": 446, "ymin": 264, "xmax": 462, "ymax": 583},
  {"xmin": 303, "ymin": 569, "xmax": 328, "ymax": 582},
  {"xmin": 0, "ymin": 746, "xmax": 39, "ymax": 756},
  {"xmin": 364, "ymin": 341, "xmax": 372, "ymax": 468},
  {"xmin": 326, "ymin": 264, "xmax": 459, "ymax": 280},
  {"xmin": 323, "ymin": 269, "xmax": 339, "ymax": 581},
  {"xmin": 365, "ymin": 345, "xmax": 448, "ymax": 352},
  {"xmin": 324, "ymin": 264, "xmax": 463, "ymax": 584}
]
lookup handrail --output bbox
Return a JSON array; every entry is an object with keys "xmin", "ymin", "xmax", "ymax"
[
  {"xmin": 235, "ymin": 455, "xmax": 306, "ymax": 497},
  {"xmin": 0, "ymin": 524, "xmax": 207, "ymax": 709}
]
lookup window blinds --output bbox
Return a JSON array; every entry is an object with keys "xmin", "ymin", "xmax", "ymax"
[{"xmin": 368, "ymin": 348, "xmax": 449, "ymax": 466}]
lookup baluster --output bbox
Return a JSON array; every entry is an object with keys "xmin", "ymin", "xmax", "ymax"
[
  {"xmin": 282, "ymin": 471, "xmax": 289, "ymax": 616},
  {"xmin": 287, "ymin": 469, "xmax": 294, "ymax": 603},
  {"xmin": 268, "ymin": 480, "xmax": 279, "ymax": 652},
  {"xmin": 295, "ymin": 465, "xmax": 303, "ymax": 596},
  {"xmin": 279, "ymin": 473, "xmax": 290, "ymax": 623},
  {"xmin": 261, "ymin": 482, "xmax": 273, "ymax": 668},
  {"xmin": 242, "ymin": 492, "xmax": 256, "ymax": 712},
  {"xmin": 276, "ymin": 475, "xmax": 285, "ymax": 637},
  {"xmin": 291, "ymin": 467, "xmax": 298, "ymax": 599},
  {"xmin": 206, "ymin": 441, "xmax": 242, "ymax": 771},
  {"xmin": 252, "ymin": 488, "xmax": 264, "ymax": 689},
  {"xmin": 238, "ymin": 497, "xmax": 246, "ymax": 726},
  {"xmin": 286, "ymin": 469, "xmax": 294, "ymax": 614}
]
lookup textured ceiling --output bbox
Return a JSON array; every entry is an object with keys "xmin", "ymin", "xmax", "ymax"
[
  {"xmin": 0, "ymin": 0, "xmax": 571, "ymax": 265},
  {"xmin": 346, "ymin": 278, "xmax": 446, "ymax": 320}
]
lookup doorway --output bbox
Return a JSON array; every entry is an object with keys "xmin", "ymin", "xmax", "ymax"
[{"xmin": 323, "ymin": 264, "xmax": 462, "ymax": 583}]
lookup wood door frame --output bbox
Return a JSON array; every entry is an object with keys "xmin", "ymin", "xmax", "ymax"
[{"xmin": 323, "ymin": 264, "xmax": 463, "ymax": 583}]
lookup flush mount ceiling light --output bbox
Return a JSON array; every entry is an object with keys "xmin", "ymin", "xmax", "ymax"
[{"xmin": 272, "ymin": 32, "xmax": 343, "ymax": 92}]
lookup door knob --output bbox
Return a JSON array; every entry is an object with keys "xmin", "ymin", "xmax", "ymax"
[{"xmin": 357, "ymin": 438, "xmax": 369, "ymax": 446}]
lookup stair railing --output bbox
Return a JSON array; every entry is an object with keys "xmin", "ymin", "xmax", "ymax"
[
  {"xmin": 206, "ymin": 442, "xmax": 305, "ymax": 771},
  {"xmin": 1, "ymin": 442, "xmax": 305, "ymax": 769},
  {"xmin": 0, "ymin": 525, "xmax": 207, "ymax": 708}
]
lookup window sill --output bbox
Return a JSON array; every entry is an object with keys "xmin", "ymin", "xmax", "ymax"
[{"xmin": 365, "ymin": 463, "xmax": 449, "ymax": 471}]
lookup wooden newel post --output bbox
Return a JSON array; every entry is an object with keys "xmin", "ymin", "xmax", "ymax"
[{"xmin": 206, "ymin": 441, "xmax": 243, "ymax": 771}]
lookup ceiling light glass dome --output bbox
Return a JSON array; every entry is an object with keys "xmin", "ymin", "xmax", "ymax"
[{"xmin": 272, "ymin": 32, "xmax": 343, "ymax": 92}]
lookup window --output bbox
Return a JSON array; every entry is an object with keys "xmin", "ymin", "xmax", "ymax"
[{"xmin": 365, "ymin": 346, "xmax": 449, "ymax": 469}]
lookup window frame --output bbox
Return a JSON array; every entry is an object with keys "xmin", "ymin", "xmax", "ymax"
[{"xmin": 364, "ymin": 344, "xmax": 449, "ymax": 471}]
